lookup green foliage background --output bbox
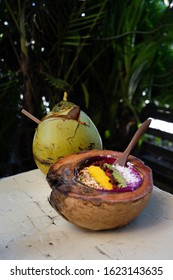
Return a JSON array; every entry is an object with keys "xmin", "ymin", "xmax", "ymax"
[{"xmin": 1, "ymin": 0, "xmax": 173, "ymax": 176}]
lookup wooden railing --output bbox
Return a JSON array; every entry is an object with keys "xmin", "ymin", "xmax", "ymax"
[{"xmin": 136, "ymin": 104, "xmax": 173, "ymax": 194}]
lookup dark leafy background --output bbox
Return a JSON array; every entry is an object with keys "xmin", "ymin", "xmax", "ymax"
[{"xmin": 1, "ymin": 0, "xmax": 173, "ymax": 177}]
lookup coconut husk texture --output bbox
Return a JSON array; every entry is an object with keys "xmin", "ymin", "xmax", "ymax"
[{"xmin": 47, "ymin": 150, "xmax": 153, "ymax": 230}]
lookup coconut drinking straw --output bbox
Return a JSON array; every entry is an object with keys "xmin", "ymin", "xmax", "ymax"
[{"xmin": 21, "ymin": 109, "xmax": 41, "ymax": 124}]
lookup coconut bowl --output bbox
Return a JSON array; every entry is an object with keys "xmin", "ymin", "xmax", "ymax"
[{"xmin": 46, "ymin": 150, "xmax": 153, "ymax": 231}]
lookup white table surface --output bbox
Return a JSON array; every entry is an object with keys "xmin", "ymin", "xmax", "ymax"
[{"xmin": 0, "ymin": 169, "xmax": 173, "ymax": 260}]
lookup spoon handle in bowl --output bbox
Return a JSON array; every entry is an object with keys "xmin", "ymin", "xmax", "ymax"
[{"xmin": 115, "ymin": 118, "xmax": 152, "ymax": 166}]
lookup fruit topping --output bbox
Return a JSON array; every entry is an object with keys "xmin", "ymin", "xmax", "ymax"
[
  {"xmin": 88, "ymin": 166, "xmax": 113, "ymax": 190},
  {"xmin": 77, "ymin": 157, "xmax": 143, "ymax": 192}
]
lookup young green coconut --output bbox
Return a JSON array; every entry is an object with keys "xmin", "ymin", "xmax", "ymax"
[{"xmin": 32, "ymin": 93, "xmax": 103, "ymax": 174}]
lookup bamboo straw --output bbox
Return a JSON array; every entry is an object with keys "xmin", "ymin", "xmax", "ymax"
[{"xmin": 21, "ymin": 109, "xmax": 41, "ymax": 124}]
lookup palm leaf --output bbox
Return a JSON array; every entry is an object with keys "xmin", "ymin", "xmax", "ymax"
[{"xmin": 44, "ymin": 74, "xmax": 71, "ymax": 92}]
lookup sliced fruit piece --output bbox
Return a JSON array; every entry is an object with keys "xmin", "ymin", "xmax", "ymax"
[
  {"xmin": 104, "ymin": 163, "xmax": 127, "ymax": 188},
  {"xmin": 88, "ymin": 165, "xmax": 113, "ymax": 190}
]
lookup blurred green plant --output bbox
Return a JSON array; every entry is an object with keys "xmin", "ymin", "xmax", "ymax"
[{"xmin": 1, "ymin": 0, "xmax": 173, "ymax": 176}]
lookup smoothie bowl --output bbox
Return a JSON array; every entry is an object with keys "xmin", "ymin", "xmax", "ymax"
[{"xmin": 47, "ymin": 149, "xmax": 153, "ymax": 230}]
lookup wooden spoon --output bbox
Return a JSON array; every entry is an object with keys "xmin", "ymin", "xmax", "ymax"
[{"xmin": 115, "ymin": 118, "xmax": 152, "ymax": 166}]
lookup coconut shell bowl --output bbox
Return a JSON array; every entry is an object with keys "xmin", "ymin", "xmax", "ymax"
[{"xmin": 46, "ymin": 149, "xmax": 153, "ymax": 231}]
